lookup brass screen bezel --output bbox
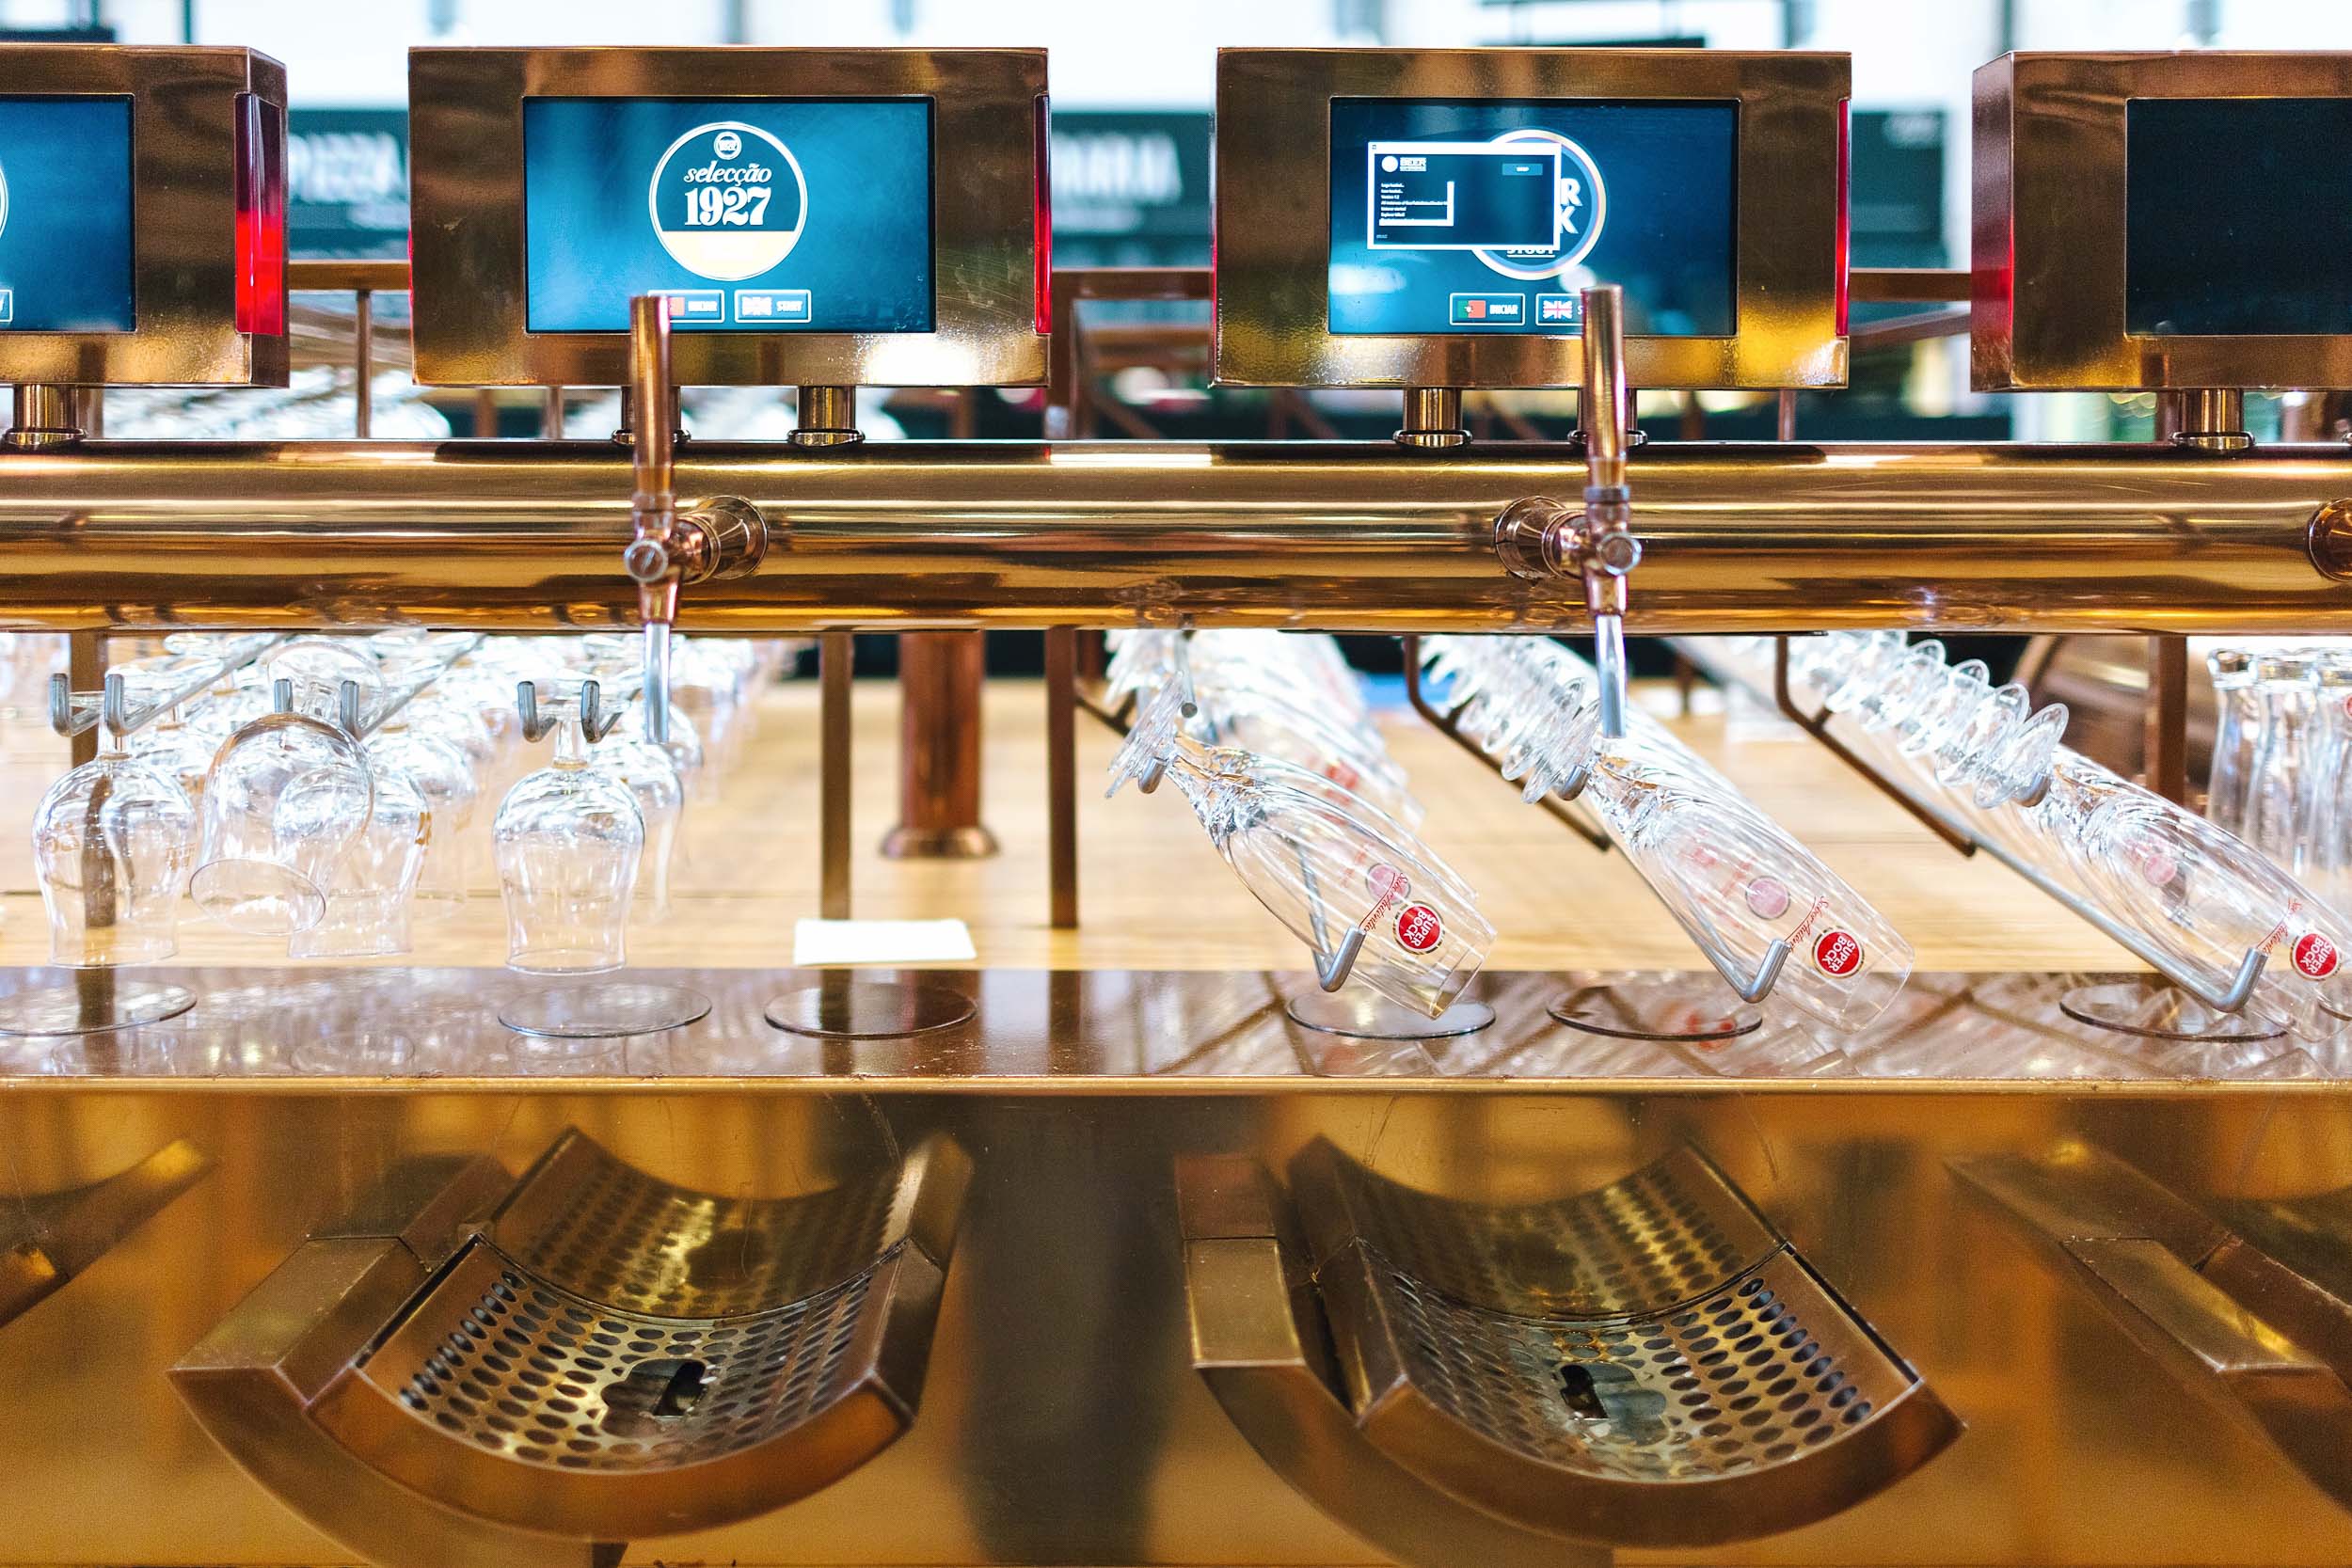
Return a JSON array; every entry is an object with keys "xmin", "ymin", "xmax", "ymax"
[
  {"xmin": 1974, "ymin": 51, "xmax": 2352, "ymax": 391},
  {"xmin": 408, "ymin": 47, "xmax": 1047, "ymax": 388},
  {"xmin": 0, "ymin": 45, "xmax": 286, "ymax": 388},
  {"xmin": 1213, "ymin": 48, "xmax": 1851, "ymax": 390}
]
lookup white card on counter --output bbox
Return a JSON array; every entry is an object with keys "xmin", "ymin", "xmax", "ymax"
[{"xmin": 792, "ymin": 918, "xmax": 977, "ymax": 967}]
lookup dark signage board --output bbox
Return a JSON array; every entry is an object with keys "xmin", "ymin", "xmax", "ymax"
[
  {"xmin": 288, "ymin": 107, "xmax": 408, "ymax": 259},
  {"xmin": 1049, "ymin": 109, "xmax": 1210, "ymax": 264},
  {"xmin": 1849, "ymin": 107, "xmax": 1944, "ymax": 268}
]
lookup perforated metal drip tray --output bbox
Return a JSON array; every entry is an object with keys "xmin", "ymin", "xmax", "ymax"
[
  {"xmin": 175, "ymin": 1132, "xmax": 969, "ymax": 1568},
  {"xmin": 1200, "ymin": 1140, "xmax": 1959, "ymax": 1551}
]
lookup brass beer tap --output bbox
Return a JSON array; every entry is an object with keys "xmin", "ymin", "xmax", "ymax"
[
  {"xmin": 619, "ymin": 293, "xmax": 770, "ymax": 745},
  {"xmin": 1493, "ymin": 283, "xmax": 1643, "ymax": 738}
]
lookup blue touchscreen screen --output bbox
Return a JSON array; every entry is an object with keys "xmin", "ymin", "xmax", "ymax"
[
  {"xmin": 1328, "ymin": 97, "xmax": 1736, "ymax": 337},
  {"xmin": 523, "ymin": 97, "xmax": 933, "ymax": 333},
  {"xmin": 0, "ymin": 95, "xmax": 135, "ymax": 332}
]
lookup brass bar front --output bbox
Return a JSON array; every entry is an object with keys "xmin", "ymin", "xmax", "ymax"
[{"xmin": 0, "ymin": 440, "xmax": 2347, "ymax": 632}]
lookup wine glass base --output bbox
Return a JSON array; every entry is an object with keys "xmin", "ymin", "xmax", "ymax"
[
  {"xmin": 0, "ymin": 982, "xmax": 198, "ymax": 1037},
  {"xmin": 764, "ymin": 980, "xmax": 976, "ymax": 1039},
  {"xmin": 2058, "ymin": 979, "xmax": 2287, "ymax": 1043},
  {"xmin": 500, "ymin": 982, "xmax": 713, "ymax": 1040},
  {"xmin": 1284, "ymin": 990, "xmax": 1496, "ymax": 1040},
  {"xmin": 1549, "ymin": 978, "xmax": 1765, "ymax": 1042}
]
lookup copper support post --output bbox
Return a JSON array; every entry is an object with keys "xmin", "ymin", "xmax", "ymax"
[
  {"xmin": 66, "ymin": 630, "xmax": 103, "ymax": 769},
  {"xmin": 353, "ymin": 289, "xmax": 373, "ymax": 439},
  {"xmin": 882, "ymin": 631, "xmax": 998, "ymax": 860},
  {"xmin": 471, "ymin": 388, "xmax": 498, "ymax": 438},
  {"xmin": 819, "ymin": 631, "xmax": 854, "ymax": 921},
  {"xmin": 1045, "ymin": 626, "xmax": 1078, "ymax": 929},
  {"xmin": 2146, "ymin": 634, "xmax": 2191, "ymax": 805}
]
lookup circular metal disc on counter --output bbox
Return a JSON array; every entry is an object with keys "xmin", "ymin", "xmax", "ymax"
[
  {"xmin": 2058, "ymin": 980, "xmax": 2287, "ymax": 1043},
  {"xmin": 500, "ymin": 982, "xmax": 713, "ymax": 1040},
  {"xmin": 765, "ymin": 980, "xmax": 976, "ymax": 1039},
  {"xmin": 1549, "ymin": 983, "xmax": 1764, "ymax": 1042},
  {"xmin": 0, "ymin": 981, "xmax": 198, "ymax": 1037},
  {"xmin": 1285, "ymin": 990, "xmax": 1496, "ymax": 1039}
]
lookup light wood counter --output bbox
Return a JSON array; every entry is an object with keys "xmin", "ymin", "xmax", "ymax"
[{"xmin": 0, "ymin": 678, "xmax": 2130, "ymax": 974}]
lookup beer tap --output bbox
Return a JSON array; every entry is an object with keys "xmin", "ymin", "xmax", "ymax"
[
  {"xmin": 1494, "ymin": 283, "xmax": 1643, "ymax": 738},
  {"xmin": 619, "ymin": 293, "xmax": 770, "ymax": 746}
]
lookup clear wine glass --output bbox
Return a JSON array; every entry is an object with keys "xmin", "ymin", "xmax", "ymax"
[
  {"xmin": 192, "ymin": 712, "xmax": 375, "ymax": 936},
  {"xmin": 364, "ymin": 722, "xmax": 479, "ymax": 923},
  {"xmin": 493, "ymin": 716, "xmax": 644, "ymax": 974},
  {"xmin": 288, "ymin": 762, "xmax": 431, "ymax": 959},
  {"xmin": 31, "ymin": 743, "xmax": 198, "ymax": 966}
]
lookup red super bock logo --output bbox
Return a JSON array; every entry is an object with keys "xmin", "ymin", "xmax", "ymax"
[
  {"xmin": 1395, "ymin": 904, "xmax": 1443, "ymax": 953},
  {"xmin": 1813, "ymin": 928, "xmax": 1863, "ymax": 977},
  {"xmin": 2295, "ymin": 930, "xmax": 2341, "ymax": 981}
]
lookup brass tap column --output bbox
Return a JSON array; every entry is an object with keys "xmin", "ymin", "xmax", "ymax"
[{"xmin": 5, "ymin": 384, "xmax": 82, "ymax": 451}]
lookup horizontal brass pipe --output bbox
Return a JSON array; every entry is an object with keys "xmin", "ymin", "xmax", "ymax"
[{"xmin": 0, "ymin": 439, "xmax": 2347, "ymax": 633}]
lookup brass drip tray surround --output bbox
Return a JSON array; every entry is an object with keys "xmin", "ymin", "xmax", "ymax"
[
  {"xmin": 1956, "ymin": 1143, "xmax": 2352, "ymax": 1514},
  {"xmin": 174, "ymin": 1131, "xmax": 970, "ymax": 1568},
  {"xmin": 1184, "ymin": 1142, "xmax": 1958, "ymax": 1559}
]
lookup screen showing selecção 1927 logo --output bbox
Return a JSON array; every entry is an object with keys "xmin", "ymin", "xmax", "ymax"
[
  {"xmin": 1327, "ymin": 97, "xmax": 1736, "ymax": 340},
  {"xmin": 0, "ymin": 94, "xmax": 136, "ymax": 333},
  {"xmin": 523, "ymin": 97, "xmax": 933, "ymax": 335},
  {"xmin": 648, "ymin": 122, "xmax": 806, "ymax": 281}
]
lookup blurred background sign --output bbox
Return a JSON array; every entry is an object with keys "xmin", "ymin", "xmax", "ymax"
[
  {"xmin": 288, "ymin": 108, "xmax": 409, "ymax": 259},
  {"xmin": 1049, "ymin": 110, "xmax": 1212, "ymax": 266}
]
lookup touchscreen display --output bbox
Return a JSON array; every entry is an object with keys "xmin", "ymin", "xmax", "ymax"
[
  {"xmin": 523, "ymin": 97, "xmax": 933, "ymax": 333},
  {"xmin": 0, "ymin": 95, "xmax": 134, "ymax": 332},
  {"xmin": 2126, "ymin": 97, "xmax": 2352, "ymax": 337},
  {"xmin": 1327, "ymin": 97, "xmax": 1736, "ymax": 337}
]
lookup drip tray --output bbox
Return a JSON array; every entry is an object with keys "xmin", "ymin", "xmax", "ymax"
[
  {"xmin": 175, "ymin": 1132, "xmax": 969, "ymax": 1568},
  {"xmin": 1183, "ymin": 1139, "xmax": 1959, "ymax": 1555}
]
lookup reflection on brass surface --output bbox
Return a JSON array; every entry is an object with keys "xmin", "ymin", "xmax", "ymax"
[
  {"xmin": 0, "ymin": 46, "xmax": 287, "ymax": 387},
  {"xmin": 408, "ymin": 49, "xmax": 1046, "ymax": 388},
  {"xmin": 3, "ymin": 966, "xmax": 2351, "ymax": 1087},
  {"xmin": 0, "ymin": 1137, "xmax": 208, "ymax": 1329},
  {"xmin": 1954, "ymin": 1144, "xmax": 2352, "ymax": 1513},
  {"xmin": 1216, "ymin": 50, "xmax": 1850, "ymax": 389},
  {"xmin": 174, "ymin": 1130, "xmax": 969, "ymax": 1564},
  {"xmin": 1286, "ymin": 1139, "xmax": 1958, "ymax": 1544},
  {"xmin": 1975, "ymin": 52, "xmax": 2352, "ymax": 390},
  {"xmin": 0, "ymin": 441, "xmax": 2346, "ymax": 633}
]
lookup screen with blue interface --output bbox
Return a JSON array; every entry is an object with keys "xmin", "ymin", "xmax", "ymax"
[
  {"xmin": 523, "ymin": 96, "xmax": 933, "ymax": 333},
  {"xmin": 1328, "ymin": 97, "xmax": 1736, "ymax": 337}
]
